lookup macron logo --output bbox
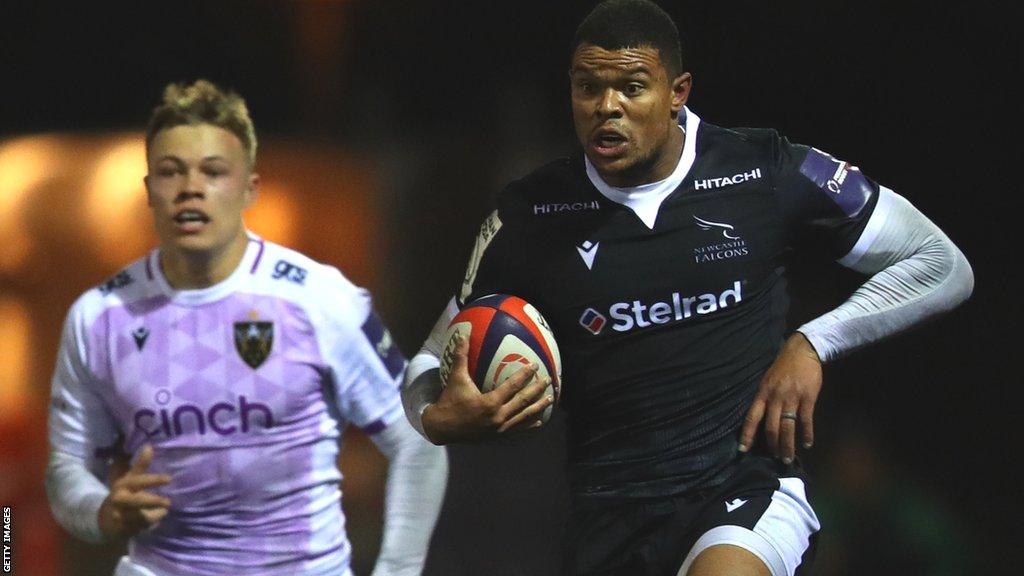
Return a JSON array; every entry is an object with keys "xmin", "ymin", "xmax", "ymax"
[
  {"xmin": 726, "ymin": 498, "xmax": 747, "ymax": 513},
  {"xmin": 577, "ymin": 240, "xmax": 600, "ymax": 270}
]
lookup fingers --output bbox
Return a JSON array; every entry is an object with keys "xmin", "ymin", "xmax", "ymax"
[
  {"xmin": 117, "ymin": 472, "xmax": 172, "ymax": 491},
  {"xmin": 498, "ymin": 381, "xmax": 554, "ymax": 433},
  {"xmin": 122, "ymin": 505, "xmax": 169, "ymax": 535},
  {"xmin": 491, "ymin": 362, "xmax": 540, "ymax": 404},
  {"xmin": 113, "ymin": 490, "xmax": 172, "ymax": 510},
  {"xmin": 130, "ymin": 445, "xmax": 154, "ymax": 474},
  {"xmin": 799, "ymin": 403, "xmax": 814, "ymax": 449},
  {"xmin": 778, "ymin": 406, "xmax": 798, "ymax": 464},
  {"xmin": 738, "ymin": 396, "xmax": 765, "ymax": 452}
]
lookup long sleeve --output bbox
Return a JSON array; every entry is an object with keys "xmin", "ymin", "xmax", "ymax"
[{"xmin": 798, "ymin": 187, "xmax": 974, "ymax": 361}]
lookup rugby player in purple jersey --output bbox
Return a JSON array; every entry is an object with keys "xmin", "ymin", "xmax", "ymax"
[{"xmin": 45, "ymin": 80, "xmax": 447, "ymax": 576}]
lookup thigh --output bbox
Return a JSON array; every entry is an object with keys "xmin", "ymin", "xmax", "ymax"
[
  {"xmin": 684, "ymin": 544, "xmax": 771, "ymax": 576},
  {"xmin": 675, "ymin": 465, "xmax": 820, "ymax": 576}
]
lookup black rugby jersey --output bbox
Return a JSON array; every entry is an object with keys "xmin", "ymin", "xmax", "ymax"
[{"xmin": 456, "ymin": 111, "xmax": 880, "ymax": 501}]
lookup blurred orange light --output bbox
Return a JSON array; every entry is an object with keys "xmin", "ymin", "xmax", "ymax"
[
  {"xmin": 87, "ymin": 135, "xmax": 151, "ymax": 267},
  {"xmin": 0, "ymin": 136, "xmax": 61, "ymax": 273},
  {"xmin": 0, "ymin": 297, "xmax": 32, "ymax": 423},
  {"xmin": 246, "ymin": 182, "xmax": 299, "ymax": 246}
]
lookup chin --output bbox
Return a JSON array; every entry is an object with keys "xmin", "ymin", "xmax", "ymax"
[{"xmin": 164, "ymin": 234, "xmax": 218, "ymax": 256}]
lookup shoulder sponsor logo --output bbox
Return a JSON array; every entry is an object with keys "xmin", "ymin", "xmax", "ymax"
[
  {"xmin": 533, "ymin": 200, "xmax": 601, "ymax": 215},
  {"xmin": 98, "ymin": 271, "xmax": 133, "ymax": 295},
  {"xmin": 131, "ymin": 326, "xmax": 150, "ymax": 351},
  {"xmin": 799, "ymin": 147, "xmax": 872, "ymax": 217},
  {"xmin": 726, "ymin": 498, "xmax": 747, "ymax": 513},
  {"xmin": 577, "ymin": 240, "xmax": 600, "ymax": 270},
  {"xmin": 694, "ymin": 168, "xmax": 762, "ymax": 191},
  {"xmin": 692, "ymin": 216, "xmax": 749, "ymax": 264},
  {"xmin": 581, "ymin": 280, "xmax": 744, "ymax": 335},
  {"xmin": 272, "ymin": 260, "xmax": 307, "ymax": 285}
]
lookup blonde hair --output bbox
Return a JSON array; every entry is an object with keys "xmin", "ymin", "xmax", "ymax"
[{"xmin": 145, "ymin": 79, "xmax": 257, "ymax": 168}]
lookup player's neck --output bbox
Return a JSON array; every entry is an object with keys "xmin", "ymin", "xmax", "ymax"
[{"xmin": 159, "ymin": 231, "xmax": 250, "ymax": 290}]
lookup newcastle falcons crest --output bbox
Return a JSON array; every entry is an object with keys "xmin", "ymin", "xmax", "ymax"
[{"xmin": 234, "ymin": 321, "xmax": 274, "ymax": 369}]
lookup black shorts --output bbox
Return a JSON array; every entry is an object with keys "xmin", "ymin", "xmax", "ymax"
[{"xmin": 563, "ymin": 455, "xmax": 820, "ymax": 576}]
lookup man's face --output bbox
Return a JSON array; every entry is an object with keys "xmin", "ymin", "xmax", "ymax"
[
  {"xmin": 145, "ymin": 124, "xmax": 257, "ymax": 257},
  {"xmin": 570, "ymin": 44, "xmax": 690, "ymax": 187}
]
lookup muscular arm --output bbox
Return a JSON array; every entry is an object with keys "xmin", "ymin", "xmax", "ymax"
[
  {"xmin": 798, "ymin": 186, "xmax": 974, "ymax": 361},
  {"xmin": 741, "ymin": 186, "xmax": 973, "ymax": 459},
  {"xmin": 368, "ymin": 418, "xmax": 448, "ymax": 576}
]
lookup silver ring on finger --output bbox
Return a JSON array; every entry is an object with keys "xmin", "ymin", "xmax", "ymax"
[{"xmin": 780, "ymin": 412, "xmax": 798, "ymax": 421}]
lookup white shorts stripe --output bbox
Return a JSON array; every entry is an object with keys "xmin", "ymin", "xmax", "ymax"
[{"xmin": 676, "ymin": 477, "xmax": 820, "ymax": 576}]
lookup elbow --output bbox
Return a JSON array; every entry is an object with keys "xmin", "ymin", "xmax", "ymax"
[{"xmin": 950, "ymin": 246, "xmax": 975, "ymax": 307}]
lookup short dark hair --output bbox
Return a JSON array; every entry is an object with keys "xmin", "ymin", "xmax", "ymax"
[{"xmin": 572, "ymin": 0, "xmax": 683, "ymax": 79}]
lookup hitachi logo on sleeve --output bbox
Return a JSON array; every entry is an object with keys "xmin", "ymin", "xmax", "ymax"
[
  {"xmin": 608, "ymin": 280, "xmax": 743, "ymax": 332},
  {"xmin": 694, "ymin": 169, "xmax": 762, "ymax": 190}
]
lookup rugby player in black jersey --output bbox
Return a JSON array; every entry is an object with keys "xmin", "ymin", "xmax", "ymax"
[{"xmin": 402, "ymin": 1, "xmax": 974, "ymax": 575}]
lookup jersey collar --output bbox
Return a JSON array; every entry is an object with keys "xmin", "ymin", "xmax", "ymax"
[
  {"xmin": 147, "ymin": 233, "xmax": 267, "ymax": 305},
  {"xmin": 585, "ymin": 106, "xmax": 701, "ymax": 229}
]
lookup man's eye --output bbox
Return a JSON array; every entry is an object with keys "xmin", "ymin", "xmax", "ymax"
[{"xmin": 625, "ymin": 83, "xmax": 644, "ymax": 95}]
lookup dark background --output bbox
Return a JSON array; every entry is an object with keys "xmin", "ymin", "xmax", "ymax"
[{"xmin": 1, "ymin": 1, "xmax": 1016, "ymax": 574}]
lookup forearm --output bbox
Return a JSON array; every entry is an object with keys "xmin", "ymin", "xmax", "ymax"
[
  {"xmin": 799, "ymin": 187, "xmax": 974, "ymax": 362},
  {"xmin": 402, "ymin": 359, "xmax": 444, "ymax": 440},
  {"xmin": 45, "ymin": 449, "xmax": 110, "ymax": 544},
  {"xmin": 370, "ymin": 419, "xmax": 449, "ymax": 576},
  {"xmin": 401, "ymin": 299, "xmax": 457, "ymax": 440}
]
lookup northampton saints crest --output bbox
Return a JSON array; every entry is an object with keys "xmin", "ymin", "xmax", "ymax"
[{"xmin": 234, "ymin": 321, "xmax": 274, "ymax": 369}]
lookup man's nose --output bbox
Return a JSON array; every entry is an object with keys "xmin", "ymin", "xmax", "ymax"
[
  {"xmin": 176, "ymin": 170, "xmax": 204, "ymax": 201},
  {"xmin": 597, "ymin": 88, "xmax": 624, "ymax": 118}
]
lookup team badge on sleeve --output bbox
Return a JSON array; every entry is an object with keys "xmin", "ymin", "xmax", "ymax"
[
  {"xmin": 799, "ymin": 147, "xmax": 874, "ymax": 217},
  {"xmin": 234, "ymin": 321, "xmax": 274, "ymax": 369},
  {"xmin": 361, "ymin": 312, "xmax": 404, "ymax": 379}
]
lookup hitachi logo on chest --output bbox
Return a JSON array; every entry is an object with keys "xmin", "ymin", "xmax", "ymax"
[
  {"xmin": 134, "ymin": 395, "xmax": 274, "ymax": 438},
  {"xmin": 609, "ymin": 281, "xmax": 743, "ymax": 332},
  {"xmin": 694, "ymin": 169, "xmax": 762, "ymax": 190},
  {"xmin": 533, "ymin": 200, "xmax": 600, "ymax": 215}
]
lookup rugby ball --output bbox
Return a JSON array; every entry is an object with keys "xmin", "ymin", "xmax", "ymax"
[{"xmin": 439, "ymin": 294, "xmax": 561, "ymax": 422}]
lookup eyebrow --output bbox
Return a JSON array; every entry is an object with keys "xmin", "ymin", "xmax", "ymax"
[
  {"xmin": 571, "ymin": 64, "xmax": 653, "ymax": 77},
  {"xmin": 154, "ymin": 155, "xmax": 229, "ymax": 163}
]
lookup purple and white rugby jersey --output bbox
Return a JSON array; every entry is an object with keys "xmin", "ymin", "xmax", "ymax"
[{"xmin": 48, "ymin": 234, "xmax": 407, "ymax": 576}]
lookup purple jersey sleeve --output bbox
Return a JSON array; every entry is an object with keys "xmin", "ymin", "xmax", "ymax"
[{"xmin": 318, "ymin": 281, "xmax": 407, "ymax": 435}]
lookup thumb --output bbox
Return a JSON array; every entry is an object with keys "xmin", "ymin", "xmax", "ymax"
[{"xmin": 448, "ymin": 331, "xmax": 474, "ymax": 387}]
